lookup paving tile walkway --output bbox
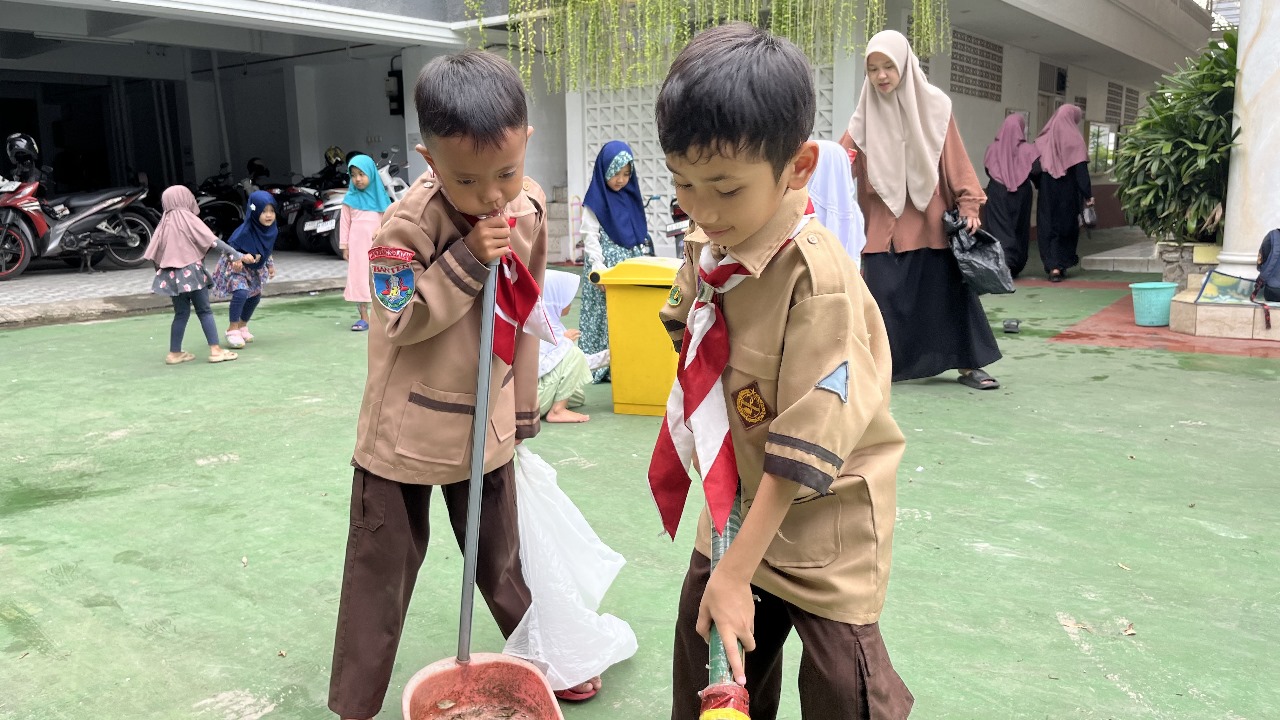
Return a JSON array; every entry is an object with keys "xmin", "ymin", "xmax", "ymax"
[{"xmin": 0, "ymin": 251, "xmax": 348, "ymax": 327}]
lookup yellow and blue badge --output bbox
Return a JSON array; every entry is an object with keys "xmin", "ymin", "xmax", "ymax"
[{"xmin": 369, "ymin": 246, "xmax": 416, "ymax": 313}]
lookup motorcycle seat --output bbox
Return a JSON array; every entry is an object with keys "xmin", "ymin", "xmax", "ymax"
[{"xmin": 46, "ymin": 187, "xmax": 140, "ymax": 210}]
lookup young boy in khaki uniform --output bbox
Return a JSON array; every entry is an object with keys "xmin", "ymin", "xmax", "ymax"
[
  {"xmin": 328, "ymin": 51, "xmax": 599, "ymax": 719},
  {"xmin": 650, "ymin": 24, "xmax": 915, "ymax": 720}
]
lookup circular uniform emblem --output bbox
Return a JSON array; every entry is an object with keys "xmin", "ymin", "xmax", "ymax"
[
  {"xmin": 667, "ymin": 285, "xmax": 683, "ymax": 306},
  {"xmin": 733, "ymin": 382, "xmax": 773, "ymax": 430}
]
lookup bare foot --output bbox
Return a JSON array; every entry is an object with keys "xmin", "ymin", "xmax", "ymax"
[{"xmin": 546, "ymin": 407, "xmax": 590, "ymax": 423}]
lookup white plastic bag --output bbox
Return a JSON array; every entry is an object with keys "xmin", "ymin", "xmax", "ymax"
[{"xmin": 503, "ymin": 445, "xmax": 638, "ymax": 690}]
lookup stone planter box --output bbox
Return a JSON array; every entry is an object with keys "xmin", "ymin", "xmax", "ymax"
[{"xmin": 1158, "ymin": 242, "xmax": 1219, "ymax": 290}]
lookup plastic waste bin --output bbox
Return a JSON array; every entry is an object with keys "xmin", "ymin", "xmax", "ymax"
[{"xmin": 593, "ymin": 256, "xmax": 684, "ymax": 416}]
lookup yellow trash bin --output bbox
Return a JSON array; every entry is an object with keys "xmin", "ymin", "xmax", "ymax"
[{"xmin": 594, "ymin": 256, "xmax": 684, "ymax": 416}]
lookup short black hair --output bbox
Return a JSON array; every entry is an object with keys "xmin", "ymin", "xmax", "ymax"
[
  {"xmin": 415, "ymin": 50, "xmax": 527, "ymax": 150},
  {"xmin": 656, "ymin": 23, "xmax": 815, "ymax": 177}
]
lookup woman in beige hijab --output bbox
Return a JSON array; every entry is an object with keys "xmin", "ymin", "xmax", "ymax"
[{"xmin": 840, "ymin": 30, "xmax": 1002, "ymax": 390}]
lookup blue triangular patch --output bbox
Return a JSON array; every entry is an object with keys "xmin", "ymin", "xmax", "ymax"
[{"xmin": 815, "ymin": 361, "xmax": 849, "ymax": 403}]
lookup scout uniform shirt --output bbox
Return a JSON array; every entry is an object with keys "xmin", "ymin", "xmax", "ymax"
[
  {"xmin": 659, "ymin": 189, "xmax": 906, "ymax": 625},
  {"xmin": 352, "ymin": 172, "xmax": 548, "ymax": 486}
]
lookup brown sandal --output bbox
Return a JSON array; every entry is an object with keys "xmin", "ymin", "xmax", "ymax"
[{"xmin": 208, "ymin": 351, "xmax": 239, "ymax": 363}]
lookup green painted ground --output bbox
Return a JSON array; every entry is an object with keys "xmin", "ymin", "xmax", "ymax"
[{"xmin": 1, "ymin": 278, "xmax": 1277, "ymax": 719}]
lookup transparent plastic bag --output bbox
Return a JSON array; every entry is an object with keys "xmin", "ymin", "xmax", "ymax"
[{"xmin": 503, "ymin": 445, "xmax": 638, "ymax": 690}]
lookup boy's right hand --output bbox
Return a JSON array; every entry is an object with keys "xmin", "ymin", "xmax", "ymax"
[{"xmin": 464, "ymin": 215, "xmax": 512, "ymax": 264}]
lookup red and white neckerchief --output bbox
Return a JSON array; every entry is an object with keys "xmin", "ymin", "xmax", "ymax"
[
  {"xmin": 463, "ymin": 213, "xmax": 554, "ymax": 365},
  {"xmin": 648, "ymin": 203, "xmax": 816, "ymax": 539}
]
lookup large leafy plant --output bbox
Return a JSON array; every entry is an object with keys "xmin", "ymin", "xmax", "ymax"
[
  {"xmin": 468, "ymin": 0, "xmax": 952, "ymax": 91},
  {"xmin": 1112, "ymin": 30, "xmax": 1239, "ymax": 244}
]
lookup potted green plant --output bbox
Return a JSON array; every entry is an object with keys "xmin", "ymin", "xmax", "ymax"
[{"xmin": 1112, "ymin": 30, "xmax": 1239, "ymax": 247}]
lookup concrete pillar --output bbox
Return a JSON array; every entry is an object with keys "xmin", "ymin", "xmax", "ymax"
[
  {"xmin": 400, "ymin": 46, "xmax": 446, "ymax": 181},
  {"xmin": 284, "ymin": 66, "xmax": 319, "ymax": 176},
  {"xmin": 1216, "ymin": 0, "xmax": 1278, "ymax": 279}
]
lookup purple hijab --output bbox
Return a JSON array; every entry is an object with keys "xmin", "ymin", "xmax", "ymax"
[
  {"xmin": 984, "ymin": 114, "xmax": 1040, "ymax": 191},
  {"xmin": 1035, "ymin": 104, "xmax": 1089, "ymax": 179}
]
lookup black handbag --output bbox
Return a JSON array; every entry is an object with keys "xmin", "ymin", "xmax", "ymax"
[{"xmin": 942, "ymin": 209, "xmax": 1015, "ymax": 295}]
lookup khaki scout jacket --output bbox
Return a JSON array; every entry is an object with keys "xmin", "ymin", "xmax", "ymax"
[
  {"xmin": 352, "ymin": 172, "xmax": 547, "ymax": 485},
  {"xmin": 659, "ymin": 189, "xmax": 906, "ymax": 625}
]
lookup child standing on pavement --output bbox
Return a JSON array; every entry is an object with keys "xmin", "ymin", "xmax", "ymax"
[
  {"xmin": 339, "ymin": 153, "xmax": 392, "ymax": 331},
  {"xmin": 327, "ymin": 50, "xmax": 602, "ymax": 720},
  {"xmin": 144, "ymin": 185, "xmax": 248, "ymax": 364},
  {"xmin": 650, "ymin": 24, "xmax": 914, "ymax": 719},
  {"xmin": 212, "ymin": 190, "xmax": 277, "ymax": 348}
]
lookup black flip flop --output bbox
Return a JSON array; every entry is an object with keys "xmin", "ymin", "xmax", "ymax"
[{"xmin": 959, "ymin": 369, "xmax": 1001, "ymax": 390}]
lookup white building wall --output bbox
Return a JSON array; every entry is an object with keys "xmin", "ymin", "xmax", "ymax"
[{"xmin": 309, "ymin": 58, "xmax": 409, "ymax": 175}]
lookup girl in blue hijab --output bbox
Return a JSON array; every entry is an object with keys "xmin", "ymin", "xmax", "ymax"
[
  {"xmin": 340, "ymin": 154, "xmax": 393, "ymax": 331},
  {"xmin": 213, "ymin": 190, "xmax": 278, "ymax": 348},
  {"xmin": 579, "ymin": 141, "xmax": 649, "ymax": 382}
]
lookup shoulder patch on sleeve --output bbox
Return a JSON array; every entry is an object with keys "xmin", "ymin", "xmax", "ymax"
[
  {"xmin": 369, "ymin": 246, "xmax": 415, "ymax": 312},
  {"xmin": 815, "ymin": 361, "xmax": 849, "ymax": 403}
]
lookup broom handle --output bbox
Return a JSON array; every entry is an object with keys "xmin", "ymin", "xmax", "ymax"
[
  {"xmin": 457, "ymin": 258, "xmax": 500, "ymax": 664},
  {"xmin": 708, "ymin": 492, "xmax": 744, "ymax": 685}
]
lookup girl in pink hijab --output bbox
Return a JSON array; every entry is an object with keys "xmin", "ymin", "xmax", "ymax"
[
  {"xmin": 1033, "ymin": 104, "xmax": 1095, "ymax": 281},
  {"xmin": 143, "ymin": 185, "xmax": 252, "ymax": 364},
  {"xmin": 983, "ymin": 113, "xmax": 1041, "ymax": 278}
]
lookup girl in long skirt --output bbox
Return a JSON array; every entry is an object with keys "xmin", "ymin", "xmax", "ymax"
[
  {"xmin": 983, "ymin": 113, "xmax": 1040, "ymax": 278},
  {"xmin": 841, "ymin": 30, "xmax": 1002, "ymax": 390},
  {"xmin": 578, "ymin": 141, "xmax": 650, "ymax": 383},
  {"xmin": 340, "ymin": 154, "xmax": 392, "ymax": 330},
  {"xmin": 1034, "ymin": 104, "xmax": 1094, "ymax": 282}
]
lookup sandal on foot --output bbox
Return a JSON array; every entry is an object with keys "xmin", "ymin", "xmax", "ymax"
[
  {"xmin": 554, "ymin": 686, "xmax": 599, "ymax": 703},
  {"xmin": 351, "ymin": 320, "xmax": 369, "ymax": 332},
  {"xmin": 165, "ymin": 352, "xmax": 196, "ymax": 365},
  {"xmin": 958, "ymin": 369, "xmax": 1000, "ymax": 390},
  {"xmin": 1002, "ymin": 319, "xmax": 1021, "ymax": 334},
  {"xmin": 225, "ymin": 331, "xmax": 245, "ymax": 349},
  {"xmin": 208, "ymin": 351, "xmax": 239, "ymax": 363},
  {"xmin": 239, "ymin": 327, "xmax": 254, "ymax": 342}
]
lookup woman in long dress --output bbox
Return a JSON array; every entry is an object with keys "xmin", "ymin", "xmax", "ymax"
[
  {"xmin": 840, "ymin": 30, "xmax": 1002, "ymax": 390},
  {"xmin": 1034, "ymin": 104, "xmax": 1095, "ymax": 282},
  {"xmin": 983, "ymin": 113, "xmax": 1040, "ymax": 278},
  {"xmin": 578, "ymin": 141, "xmax": 650, "ymax": 383}
]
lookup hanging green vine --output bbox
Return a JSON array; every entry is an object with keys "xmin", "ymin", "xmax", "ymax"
[
  {"xmin": 475, "ymin": 0, "xmax": 899, "ymax": 91},
  {"xmin": 909, "ymin": 0, "xmax": 950, "ymax": 58},
  {"xmin": 863, "ymin": 0, "xmax": 886, "ymax": 47}
]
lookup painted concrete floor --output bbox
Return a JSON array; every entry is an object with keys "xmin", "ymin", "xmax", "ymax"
[{"xmin": 1, "ymin": 273, "xmax": 1277, "ymax": 719}]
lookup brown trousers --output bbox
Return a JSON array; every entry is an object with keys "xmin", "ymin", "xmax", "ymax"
[
  {"xmin": 671, "ymin": 551, "xmax": 914, "ymax": 720},
  {"xmin": 328, "ymin": 464, "xmax": 532, "ymax": 719}
]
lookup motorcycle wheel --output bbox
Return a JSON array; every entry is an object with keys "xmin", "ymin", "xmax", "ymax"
[
  {"xmin": 62, "ymin": 252, "xmax": 107, "ymax": 269},
  {"xmin": 0, "ymin": 220, "xmax": 34, "ymax": 281},
  {"xmin": 292, "ymin": 214, "xmax": 321, "ymax": 253},
  {"xmin": 105, "ymin": 210, "xmax": 154, "ymax": 268},
  {"xmin": 200, "ymin": 200, "xmax": 243, "ymax": 240}
]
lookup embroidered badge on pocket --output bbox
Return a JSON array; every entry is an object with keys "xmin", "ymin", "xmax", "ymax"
[
  {"xmin": 370, "ymin": 246, "xmax": 416, "ymax": 313},
  {"xmin": 733, "ymin": 381, "xmax": 774, "ymax": 430}
]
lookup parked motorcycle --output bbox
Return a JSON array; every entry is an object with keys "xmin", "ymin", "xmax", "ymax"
[
  {"xmin": 0, "ymin": 133, "xmax": 153, "ymax": 280},
  {"xmin": 195, "ymin": 163, "xmax": 246, "ymax": 240},
  {"xmin": 0, "ymin": 175, "xmax": 153, "ymax": 280}
]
